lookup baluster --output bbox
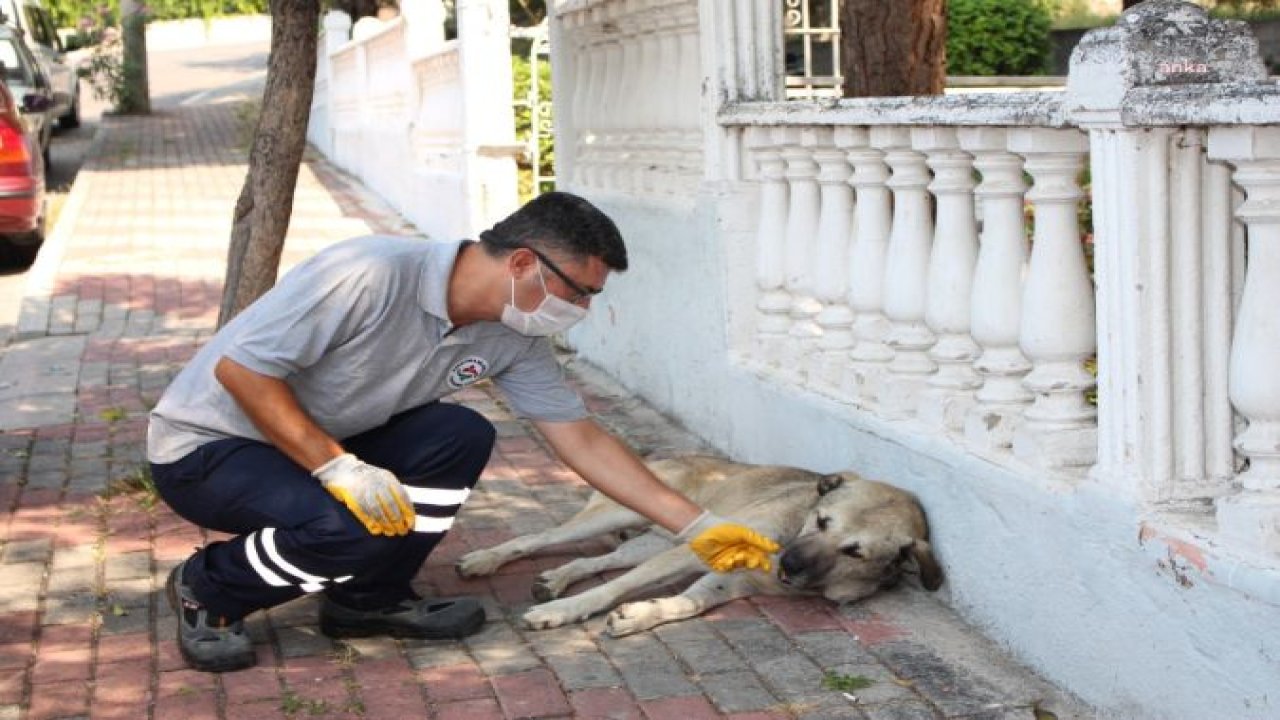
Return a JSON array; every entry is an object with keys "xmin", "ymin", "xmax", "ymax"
[
  {"xmin": 916, "ymin": 128, "xmax": 981, "ymax": 431},
  {"xmin": 746, "ymin": 127, "xmax": 792, "ymax": 367},
  {"xmin": 597, "ymin": 39, "xmax": 623, "ymax": 187},
  {"xmin": 614, "ymin": 34, "xmax": 640, "ymax": 191},
  {"xmin": 781, "ymin": 128, "xmax": 824, "ymax": 372},
  {"xmin": 844, "ymin": 128, "xmax": 894, "ymax": 405},
  {"xmin": 960, "ymin": 128, "xmax": 1033, "ymax": 450},
  {"xmin": 1209, "ymin": 126, "xmax": 1280, "ymax": 554},
  {"xmin": 877, "ymin": 129, "xmax": 936, "ymax": 419},
  {"xmin": 582, "ymin": 40, "xmax": 609, "ymax": 187},
  {"xmin": 1009, "ymin": 128, "xmax": 1097, "ymax": 470},
  {"xmin": 809, "ymin": 128, "xmax": 857, "ymax": 393},
  {"xmin": 633, "ymin": 26, "xmax": 659, "ymax": 193}
]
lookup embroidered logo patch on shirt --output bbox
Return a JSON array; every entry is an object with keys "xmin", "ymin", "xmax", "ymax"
[{"xmin": 447, "ymin": 356, "xmax": 490, "ymax": 388}]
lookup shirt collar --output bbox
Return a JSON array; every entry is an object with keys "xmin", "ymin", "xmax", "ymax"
[{"xmin": 418, "ymin": 239, "xmax": 469, "ymax": 323}]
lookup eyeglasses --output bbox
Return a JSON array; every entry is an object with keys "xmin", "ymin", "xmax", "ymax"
[{"xmin": 522, "ymin": 246, "xmax": 602, "ymax": 305}]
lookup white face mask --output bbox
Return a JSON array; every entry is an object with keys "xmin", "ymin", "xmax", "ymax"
[{"xmin": 501, "ymin": 262, "xmax": 589, "ymax": 336}]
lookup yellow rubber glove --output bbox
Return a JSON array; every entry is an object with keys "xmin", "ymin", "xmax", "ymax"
[
  {"xmin": 677, "ymin": 511, "xmax": 780, "ymax": 573},
  {"xmin": 312, "ymin": 453, "xmax": 414, "ymax": 536}
]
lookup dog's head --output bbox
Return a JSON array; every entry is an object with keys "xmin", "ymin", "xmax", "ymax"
[{"xmin": 777, "ymin": 472, "xmax": 943, "ymax": 603}]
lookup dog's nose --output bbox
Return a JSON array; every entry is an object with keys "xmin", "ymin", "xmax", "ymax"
[{"xmin": 780, "ymin": 551, "xmax": 804, "ymax": 578}]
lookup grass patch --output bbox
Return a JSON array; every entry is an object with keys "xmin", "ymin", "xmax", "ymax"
[
  {"xmin": 103, "ymin": 464, "xmax": 159, "ymax": 511},
  {"xmin": 46, "ymin": 192, "xmax": 68, "ymax": 236},
  {"xmin": 821, "ymin": 671, "xmax": 875, "ymax": 692}
]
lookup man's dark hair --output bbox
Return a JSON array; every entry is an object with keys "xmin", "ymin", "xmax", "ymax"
[{"xmin": 479, "ymin": 191, "xmax": 628, "ymax": 271}]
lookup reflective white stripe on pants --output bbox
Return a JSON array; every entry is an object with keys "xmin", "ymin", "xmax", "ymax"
[
  {"xmin": 405, "ymin": 486, "xmax": 471, "ymax": 506},
  {"xmin": 246, "ymin": 528, "xmax": 353, "ymax": 591},
  {"xmin": 414, "ymin": 515, "xmax": 456, "ymax": 533}
]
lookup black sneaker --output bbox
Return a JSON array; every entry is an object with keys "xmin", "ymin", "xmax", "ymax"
[
  {"xmin": 319, "ymin": 595, "xmax": 486, "ymax": 639},
  {"xmin": 164, "ymin": 560, "xmax": 256, "ymax": 672}
]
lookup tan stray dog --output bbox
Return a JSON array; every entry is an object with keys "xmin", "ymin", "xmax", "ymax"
[{"xmin": 457, "ymin": 455, "xmax": 944, "ymax": 636}]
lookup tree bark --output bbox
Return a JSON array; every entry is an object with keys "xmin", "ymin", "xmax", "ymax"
[
  {"xmin": 219, "ymin": 0, "xmax": 320, "ymax": 327},
  {"xmin": 119, "ymin": 0, "xmax": 150, "ymax": 113},
  {"xmin": 840, "ymin": 0, "xmax": 947, "ymax": 97}
]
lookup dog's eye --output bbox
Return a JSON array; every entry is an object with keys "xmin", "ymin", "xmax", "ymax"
[
  {"xmin": 816, "ymin": 516, "xmax": 830, "ymax": 532},
  {"xmin": 841, "ymin": 543, "xmax": 863, "ymax": 559}
]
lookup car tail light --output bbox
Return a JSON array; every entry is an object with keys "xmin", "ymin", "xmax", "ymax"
[{"xmin": 0, "ymin": 85, "xmax": 34, "ymax": 184}]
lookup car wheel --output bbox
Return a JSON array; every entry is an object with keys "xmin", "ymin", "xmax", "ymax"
[
  {"xmin": 59, "ymin": 88, "xmax": 80, "ymax": 130},
  {"xmin": 5, "ymin": 228, "xmax": 42, "ymax": 267}
]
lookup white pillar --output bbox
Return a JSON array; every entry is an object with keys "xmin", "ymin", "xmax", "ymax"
[
  {"xmin": 1064, "ymin": 0, "xmax": 1261, "ymax": 496},
  {"xmin": 916, "ymin": 128, "xmax": 981, "ymax": 432},
  {"xmin": 877, "ymin": 129, "xmax": 936, "ymax": 419},
  {"xmin": 457, "ymin": 0, "xmax": 520, "ymax": 233},
  {"xmin": 747, "ymin": 127, "xmax": 792, "ymax": 367},
  {"xmin": 960, "ymin": 128, "xmax": 1033, "ymax": 451},
  {"xmin": 844, "ymin": 128, "xmax": 895, "ymax": 406},
  {"xmin": 1209, "ymin": 126, "xmax": 1280, "ymax": 554},
  {"xmin": 323, "ymin": 9, "xmax": 352, "ymax": 50},
  {"xmin": 399, "ymin": 0, "xmax": 445, "ymax": 58},
  {"xmin": 810, "ymin": 129, "xmax": 857, "ymax": 394},
  {"xmin": 1009, "ymin": 128, "xmax": 1097, "ymax": 470}
]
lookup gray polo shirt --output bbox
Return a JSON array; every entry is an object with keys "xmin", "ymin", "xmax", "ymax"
[{"xmin": 146, "ymin": 235, "xmax": 588, "ymax": 464}]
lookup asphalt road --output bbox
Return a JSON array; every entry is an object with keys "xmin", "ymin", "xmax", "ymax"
[{"xmin": 0, "ymin": 40, "xmax": 268, "ymax": 344}]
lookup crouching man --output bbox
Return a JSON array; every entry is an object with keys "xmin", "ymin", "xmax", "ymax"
[{"xmin": 146, "ymin": 192, "xmax": 777, "ymax": 672}]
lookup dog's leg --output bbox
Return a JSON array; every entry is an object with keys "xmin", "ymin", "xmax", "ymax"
[
  {"xmin": 533, "ymin": 531, "xmax": 675, "ymax": 602},
  {"xmin": 457, "ymin": 506, "xmax": 647, "ymax": 578},
  {"xmin": 522, "ymin": 545, "xmax": 704, "ymax": 630},
  {"xmin": 604, "ymin": 571, "xmax": 762, "ymax": 637}
]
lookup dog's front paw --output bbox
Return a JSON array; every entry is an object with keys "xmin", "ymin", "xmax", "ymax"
[
  {"xmin": 531, "ymin": 573, "xmax": 562, "ymax": 602},
  {"xmin": 606, "ymin": 596, "xmax": 698, "ymax": 637},
  {"xmin": 605, "ymin": 600, "xmax": 662, "ymax": 636},
  {"xmin": 456, "ymin": 549, "xmax": 504, "ymax": 577},
  {"xmin": 522, "ymin": 599, "xmax": 588, "ymax": 631}
]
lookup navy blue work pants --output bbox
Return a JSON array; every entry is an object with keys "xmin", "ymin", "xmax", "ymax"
[{"xmin": 151, "ymin": 402, "xmax": 495, "ymax": 621}]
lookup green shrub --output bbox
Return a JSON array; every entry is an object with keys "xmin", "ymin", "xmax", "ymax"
[
  {"xmin": 49, "ymin": 0, "xmax": 268, "ymax": 29},
  {"xmin": 948, "ymin": 0, "xmax": 1053, "ymax": 76}
]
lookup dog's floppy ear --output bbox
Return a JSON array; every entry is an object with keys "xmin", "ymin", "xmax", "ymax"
[
  {"xmin": 906, "ymin": 538, "xmax": 944, "ymax": 591},
  {"xmin": 817, "ymin": 474, "xmax": 845, "ymax": 496}
]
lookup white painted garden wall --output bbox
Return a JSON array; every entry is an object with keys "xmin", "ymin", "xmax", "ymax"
[
  {"xmin": 549, "ymin": 1, "xmax": 1280, "ymax": 718},
  {"xmin": 307, "ymin": 1, "xmax": 521, "ymax": 243}
]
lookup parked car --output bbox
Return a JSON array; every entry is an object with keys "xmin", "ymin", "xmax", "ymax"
[
  {"xmin": 0, "ymin": 0, "xmax": 77, "ymax": 129},
  {"xmin": 0, "ymin": 25, "xmax": 52, "ymax": 165},
  {"xmin": 0, "ymin": 61, "xmax": 45, "ymax": 265}
]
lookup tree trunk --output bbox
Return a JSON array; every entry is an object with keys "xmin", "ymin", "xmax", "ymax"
[
  {"xmin": 218, "ymin": 1, "xmax": 320, "ymax": 327},
  {"xmin": 840, "ymin": 0, "xmax": 947, "ymax": 97},
  {"xmin": 119, "ymin": 0, "xmax": 150, "ymax": 113}
]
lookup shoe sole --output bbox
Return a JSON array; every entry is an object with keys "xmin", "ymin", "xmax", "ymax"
[
  {"xmin": 319, "ymin": 608, "xmax": 486, "ymax": 640},
  {"xmin": 165, "ymin": 565, "xmax": 256, "ymax": 673}
]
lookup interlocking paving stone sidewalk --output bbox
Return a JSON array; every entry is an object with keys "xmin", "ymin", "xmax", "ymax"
[{"xmin": 0, "ymin": 101, "xmax": 1095, "ymax": 719}]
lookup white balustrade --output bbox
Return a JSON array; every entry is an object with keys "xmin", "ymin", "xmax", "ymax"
[
  {"xmin": 844, "ymin": 129, "xmax": 894, "ymax": 406},
  {"xmin": 555, "ymin": 0, "xmax": 703, "ymax": 199},
  {"xmin": 781, "ymin": 129, "xmax": 825, "ymax": 372},
  {"xmin": 961, "ymin": 128, "xmax": 1032, "ymax": 450},
  {"xmin": 916, "ymin": 128, "xmax": 981, "ymax": 432},
  {"xmin": 809, "ymin": 129, "xmax": 858, "ymax": 393},
  {"xmin": 1209, "ymin": 126, "xmax": 1280, "ymax": 554},
  {"xmin": 1010, "ymin": 128, "xmax": 1097, "ymax": 470},
  {"xmin": 747, "ymin": 127, "xmax": 791, "ymax": 366},
  {"xmin": 877, "ymin": 128, "xmax": 937, "ymax": 419}
]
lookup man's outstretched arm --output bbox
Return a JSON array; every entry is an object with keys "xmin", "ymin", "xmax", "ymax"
[{"xmin": 533, "ymin": 418, "xmax": 779, "ymax": 571}]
